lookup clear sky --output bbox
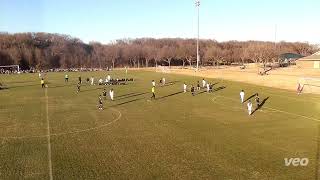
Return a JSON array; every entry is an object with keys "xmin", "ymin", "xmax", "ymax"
[{"xmin": 1, "ymin": 0, "xmax": 319, "ymax": 44}]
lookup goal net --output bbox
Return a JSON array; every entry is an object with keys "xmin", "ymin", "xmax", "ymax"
[
  {"xmin": 297, "ymin": 77, "xmax": 320, "ymax": 94},
  {"xmin": 0, "ymin": 65, "xmax": 20, "ymax": 74}
]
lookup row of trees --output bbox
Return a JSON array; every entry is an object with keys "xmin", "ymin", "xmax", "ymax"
[{"xmin": 0, "ymin": 32, "xmax": 318, "ymax": 70}]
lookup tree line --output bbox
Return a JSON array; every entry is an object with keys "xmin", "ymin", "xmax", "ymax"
[{"xmin": 0, "ymin": 32, "xmax": 318, "ymax": 70}]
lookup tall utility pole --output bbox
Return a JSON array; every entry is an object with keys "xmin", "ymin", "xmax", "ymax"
[
  {"xmin": 274, "ymin": 24, "xmax": 277, "ymax": 49},
  {"xmin": 195, "ymin": 0, "xmax": 200, "ymax": 71}
]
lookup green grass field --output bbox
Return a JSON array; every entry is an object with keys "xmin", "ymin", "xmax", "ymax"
[{"xmin": 0, "ymin": 70, "xmax": 320, "ymax": 179}]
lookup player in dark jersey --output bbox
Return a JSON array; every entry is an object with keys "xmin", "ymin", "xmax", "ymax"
[
  {"xmin": 191, "ymin": 85, "xmax": 195, "ymax": 96},
  {"xmin": 98, "ymin": 95, "xmax": 103, "ymax": 110},
  {"xmin": 78, "ymin": 76, "xmax": 82, "ymax": 84},
  {"xmin": 77, "ymin": 82, "xmax": 81, "ymax": 93},
  {"xmin": 255, "ymin": 93, "xmax": 260, "ymax": 108},
  {"xmin": 102, "ymin": 89, "xmax": 107, "ymax": 100}
]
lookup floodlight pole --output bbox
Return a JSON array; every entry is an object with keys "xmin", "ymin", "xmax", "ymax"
[
  {"xmin": 196, "ymin": 0, "xmax": 200, "ymax": 71},
  {"xmin": 274, "ymin": 24, "xmax": 277, "ymax": 49}
]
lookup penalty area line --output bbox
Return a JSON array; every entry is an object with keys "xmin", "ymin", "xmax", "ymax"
[{"xmin": 213, "ymin": 95, "xmax": 320, "ymax": 122}]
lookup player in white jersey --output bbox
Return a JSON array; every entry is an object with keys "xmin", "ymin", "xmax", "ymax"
[
  {"xmin": 162, "ymin": 77, "xmax": 166, "ymax": 86},
  {"xmin": 202, "ymin": 78, "xmax": 206, "ymax": 88},
  {"xmin": 183, "ymin": 83, "xmax": 187, "ymax": 93},
  {"xmin": 109, "ymin": 88, "xmax": 114, "ymax": 101},
  {"xmin": 247, "ymin": 100, "xmax": 253, "ymax": 115},
  {"xmin": 90, "ymin": 77, "xmax": 94, "ymax": 85},
  {"xmin": 240, "ymin": 90, "xmax": 245, "ymax": 103}
]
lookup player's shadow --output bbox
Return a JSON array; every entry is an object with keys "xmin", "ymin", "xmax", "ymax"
[
  {"xmin": 211, "ymin": 82, "xmax": 219, "ymax": 86},
  {"xmin": 161, "ymin": 81, "xmax": 180, "ymax": 87},
  {"xmin": 157, "ymin": 91, "xmax": 183, "ymax": 100},
  {"xmin": 116, "ymin": 92, "xmax": 148, "ymax": 101},
  {"xmin": 116, "ymin": 92, "xmax": 138, "ymax": 98},
  {"xmin": 252, "ymin": 97, "xmax": 269, "ymax": 115},
  {"xmin": 244, "ymin": 93, "xmax": 257, "ymax": 103},
  {"xmin": 49, "ymin": 83, "xmax": 77, "ymax": 89},
  {"xmin": 213, "ymin": 86, "xmax": 226, "ymax": 92},
  {"xmin": 0, "ymin": 86, "xmax": 8, "ymax": 90},
  {"xmin": 196, "ymin": 91, "xmax": 207, "ymax": 95},
  {"xmin": 111, "ymin": 97, "xmax": 144, "ymax": 107},
  {"xmin": 81, "ymin": 87, "xmax": 105, "ymax": 92}
]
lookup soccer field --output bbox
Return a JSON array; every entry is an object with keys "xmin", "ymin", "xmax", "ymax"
[{"xmin": 0, "ymin": 70, "xmax": 319, "ymax": 179}]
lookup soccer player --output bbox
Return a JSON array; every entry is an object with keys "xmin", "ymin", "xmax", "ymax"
[
  {"xmin": 98, "ymin": 78, "xmax": 103, "ymax": 85},
  {"xmin": 247, "ymin": 100, "xmax": 253, "ymax": 115},
  {"xmin": 109, "ymin": 88, "xmax": 114, "ymax": 101},
  {"xmin": 151, "ymin": 86, "xmax": 156, "ymax": 99},
  {"xmin": 255, "ymin": 93, "xmax": 260, "ymax": 108},
  {"xmin": 98, "ymin": 95, "xmax": 103, "ymax": 110},
  {"xmin": 105, "ymin": 77, "xmax": 109, "ymax": 84},
  {"xmin": 152, "ymin": 80, "xmax": 156, "ymax": 87},
  {"xmin": 107, "ymin": 74, "xmax": 111, "ymax": 82},
  {"xmin": 191, "ymin": 85, "xmax": 195, "ymax": 96},
  {"xmin": 102, "ymin": 89, "xmax": 107, "ymax": 100},
  {"xmin": 197, "ymin": 81, "xmax": 201, "ymax": 90},
  {"xmin": 86, "ymin": 77, "xmax": 90, "ymax": 83},
  {"xmin": 206, "ymin": 83, "xmax": 210, "ymax": 92},
  {"xmin": 297, "ymin": 83, "xmax": 303, "ymax": 95},
  {"xmin": 202, "ymin": 78, "xmax": 206, "ymax": 88},
  {"xmin": 183, "ymin": 82, "xmax": 187, "ymax": 93},
  {"xmin": 65, "ymin": 74, "xmax": 69, "ymax": 83},
  {"xmin": 90, "ymin": 77, "xmax": 94, "ymax": 85},
  {"xmin": 41, "ymin": 78, "xmax": 45, "ymax": 88},
  {"xmin": 240, "ymin": 90, "xmax": 245, "ymax": 103},
  {"xmin": 77, "ymin": 82, "xmax": 81, "ymax": 92},
  {"xmin": 162, "ymin": 77, "xmax": 166, "ymax": 86},
  {"xmin": 78, "ymin": 76, "xmax": 82, "ymax": 84}
]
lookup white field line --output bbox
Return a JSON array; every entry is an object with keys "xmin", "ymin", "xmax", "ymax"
[
  {"xmin": 214, "ymin": 95, "xmax": 320, "ymax": 122},
  {"xmin": 220, "ymin": 82, "xmax": 320, "ymax": 103},
  {"xmin": 45, "ymin": 88, "xmax": 53, "ymax": 180},
  {"xmin": 50, "ymin": 108, "xmax": 122, "ymax": 136},
  {"xmin": 0, "ymin": 108, "xmax": 122, "ymax": 140},
  {"xmin": 211, "ymin": 97, "xmax": 278, "ymax": 114}
]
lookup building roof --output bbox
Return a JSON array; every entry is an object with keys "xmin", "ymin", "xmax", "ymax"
[
  {"xmin": 298, "ymin": 51, "xmax": 320, "ymax": 61},
  {"xmin": 279, "ymin": 53, "xmax": 304, "ymax": 60}
]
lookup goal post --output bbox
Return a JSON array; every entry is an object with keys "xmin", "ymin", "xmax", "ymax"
[
  {"xmin": 297, "ymin": 77, "xmax": 320, "ymax": 94},
  {"xmin": 0, "ymin": 65, "xmax": 20, "ymax": 74}
]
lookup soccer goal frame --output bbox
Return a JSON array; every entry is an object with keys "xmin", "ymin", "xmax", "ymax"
[
  {"xmin": 0, "ymin": 65, "xmax": 20, "ymax": 73},
  {"xmin": 297, "ymin": 77, "xmax": 320, "ymax": 94}
]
